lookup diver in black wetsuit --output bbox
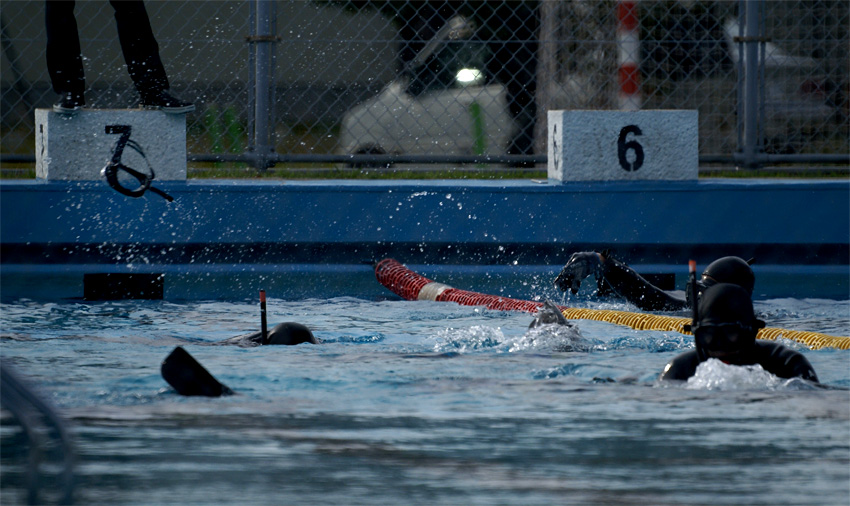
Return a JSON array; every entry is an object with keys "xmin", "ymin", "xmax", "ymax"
[
  {"xmin": 554, "ymin": 252, "xmax": 755, "ymax": 312},
  {"xmin": 161, "ymin": 322, "xmax": 319, "ymax": 396},
  {"xmin": 660, "ymin": 283, "xmax": 819, "ymax": 382},
  {"xmin": 219, "ymin": 322, "xmax": 319, "ymax": 347}
]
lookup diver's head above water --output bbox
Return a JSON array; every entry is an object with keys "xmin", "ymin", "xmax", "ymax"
[
  {"xmin": 219, "ymin": 322, "xmax": 319, "ymax": 347},
  {"xmin": 688, "ymin": 283, "xmax": 765, "ymax": 364},
  {"xmin": 264, "ymin": 322, "xmax": 319, "ymax": 345},
  {"xmin": 701, "ymin": 256, "xmax": 755, "ymax": 294},
  {"xmin": 686, "ymin": 256, "xmax": 755, "ymax": 306},
  {"xmin": 529, "ymin": 300, "xmax": 571, "ymax": 329}
]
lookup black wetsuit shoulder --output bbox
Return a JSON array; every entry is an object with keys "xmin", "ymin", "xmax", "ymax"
[
  {"xmin": 659, "ymin": 341, "xmax": 819, "ymax": 383},
  {"xmin": 751, "ymin": 341, "xmax": 819, "ymax": 382},
  {"xmin": 601, "ymin": 257, "xmax": 688, "ymax": 311},
  {"xmin": 659, "ymin": 349, "xmax": 700, "ymax": 381}
]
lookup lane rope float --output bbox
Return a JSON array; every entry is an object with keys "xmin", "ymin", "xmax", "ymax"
[{"xmin": 374, "ymin": 258, "xmax": 850, "ymax": 351}]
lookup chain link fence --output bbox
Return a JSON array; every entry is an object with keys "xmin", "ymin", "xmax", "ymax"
[{"xmin": 1, "ymin": 0, "xmax": 847, "ymax": 173}]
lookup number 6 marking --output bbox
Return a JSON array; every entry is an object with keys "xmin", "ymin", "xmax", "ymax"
[{"xmin": 617, "ymin": 125, "xmax": 644, "ymax": 172}]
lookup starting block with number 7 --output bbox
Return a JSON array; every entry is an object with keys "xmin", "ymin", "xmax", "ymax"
[
  {"xmin": 547, "ymin": 110, "xmax": 698, "ymax": 182},
  {"xmin": 35, "ymin": 109, "xmax": 186, "ymax": 182}
]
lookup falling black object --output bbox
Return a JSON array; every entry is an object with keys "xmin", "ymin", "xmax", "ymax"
[{"xmin": 161, "ymin": 346, "xmax": 234, "ymax": 397}]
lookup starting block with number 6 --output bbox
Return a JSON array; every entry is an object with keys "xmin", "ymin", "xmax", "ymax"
[{"xmin": 547, "ymin": 110, "xmax": 698, "ymax": 182}]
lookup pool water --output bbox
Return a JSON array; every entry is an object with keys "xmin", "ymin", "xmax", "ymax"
[{"xmin": 1, "ymin": 293, "xmax": 849, "ymax": 505}]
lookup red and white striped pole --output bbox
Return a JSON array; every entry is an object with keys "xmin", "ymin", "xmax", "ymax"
[{"xmin": 617, "ymin": 0, "xmax": 641, "ymax": 110}]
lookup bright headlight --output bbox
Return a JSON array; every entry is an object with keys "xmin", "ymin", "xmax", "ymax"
[{"xmin": 456, "ymin": 68, "xmax": 484, "ymax": 85}]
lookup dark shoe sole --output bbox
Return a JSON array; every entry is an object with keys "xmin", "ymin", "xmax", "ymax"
[
  {"xmin": 142, "ymin": 104, "xmax": 195, "ymax": 114},
  {"xmin": 53, "ymin": 105, "xmax": 82, "ymax": 115}
]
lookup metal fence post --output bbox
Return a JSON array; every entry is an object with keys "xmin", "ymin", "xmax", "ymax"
[
  {"xmin": 739, "ymin": 0, "xmax": 764, "ymax": 169},
  {"xmin": 248, "ymin": 0, "xmax": 278, "ymax": 171}
]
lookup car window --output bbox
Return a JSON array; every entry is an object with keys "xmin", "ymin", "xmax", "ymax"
[{"xmin": 407, "ymin": 40, "xmax": 490, "ymax": 95}]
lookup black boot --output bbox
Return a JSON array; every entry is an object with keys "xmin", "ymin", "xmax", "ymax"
[
  {"xmin": 140, "ymin": 89, "xmax": 195, "ymax": 114},
  {"xmin": 53, "ymin": 92, "xmax": 85, "ymax": 114}
]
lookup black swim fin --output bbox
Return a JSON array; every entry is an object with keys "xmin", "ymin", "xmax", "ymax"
[{"xmin": 161, "ymin": 346, "xmax": 234, "ymax": 397}]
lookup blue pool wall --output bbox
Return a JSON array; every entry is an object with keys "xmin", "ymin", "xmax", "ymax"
[{"xmin": 1, "ymin": 178, "xmax": 848, "ymax": 300}]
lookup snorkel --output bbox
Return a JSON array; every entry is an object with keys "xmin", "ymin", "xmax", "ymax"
[
  {"xmin": 686, "ymin": 260, "xmax": 710, "ymax": 361},
  {"xmin": 260, "ymin": 289, "xmax": 269, "ymax": 345},
  {"xmin": 689, "ymin": 260, "xmax": 698, "ymax": 324}
]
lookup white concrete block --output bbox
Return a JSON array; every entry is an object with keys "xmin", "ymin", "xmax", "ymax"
[
  {"xmin": 35, "ymin": 109, "xmax": 187, "ymax": 181},
  {"xmin": 547, "ymin": 110, "xmax": 698, "ymax": 182}
]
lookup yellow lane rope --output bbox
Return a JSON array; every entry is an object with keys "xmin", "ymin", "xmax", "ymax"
[{"xmin": 559, "ymin": 308, "xmax": 850, "ymax": 350}]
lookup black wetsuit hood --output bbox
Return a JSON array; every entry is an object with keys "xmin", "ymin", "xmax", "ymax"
[
  {"xmin": 701, "ymin": 256, "xmax": 755, "ymax": 295},
  {"xmin": 692, "ymin": 283, "xmax": 765, "ymax": 363}
]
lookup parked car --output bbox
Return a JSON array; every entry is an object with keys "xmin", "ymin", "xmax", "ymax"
[
  {"xmin": 722, "ymin": 18, "xmax": 834, "ymax": 121},
  {"xmin": 338, "ymin": 16, "xmax": 516, "ymax": 167}
]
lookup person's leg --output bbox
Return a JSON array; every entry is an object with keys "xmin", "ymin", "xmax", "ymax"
[
  {"xmin": 45, "ymin": 0, "xmax": 85, "ymax": 109},
  {"xmin": 109, "ymin": 0, "xmax": 169, "ymax": 97},
  {"xmin": 110, "ymin": 0, "xmax": 193, "ymax": 112}
]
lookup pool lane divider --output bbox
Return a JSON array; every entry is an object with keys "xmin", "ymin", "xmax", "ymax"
[{"xmin": 374, "ymin": 258, "xmax": 850, "ymax": 351}]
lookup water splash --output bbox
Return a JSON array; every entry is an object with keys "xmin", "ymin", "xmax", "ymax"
[
  {"xmin": 431, "ymin": 325, "xmax": 504, "ymax": 353},
  {"xmin": 685, "ymin": 358, "xmax": 790, "ymax": 390},
  {"xmin": 431, "ymin": 323, "xmax": 599, "ymax": 354},
  {"xmin": 508, "ymin": 324, "xmax": 596, "ymax": 352}
]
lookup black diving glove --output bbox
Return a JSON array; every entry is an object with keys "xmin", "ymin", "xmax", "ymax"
[{"xmin": 554, "ymin": 252, "xmax": 603, "ymax": 294}]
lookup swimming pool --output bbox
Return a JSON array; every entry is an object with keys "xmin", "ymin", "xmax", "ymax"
[{"xmin": 1, "ymin": 290, "xmax": 848, "ymax": 505}]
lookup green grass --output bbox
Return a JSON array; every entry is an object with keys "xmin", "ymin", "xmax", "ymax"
[
  {"xmin": 0, "ymin": 164, "xmax": 35, "ymax": 179},
  {"xmin": 3, "ymin": 163, "xmax": 847, "ymax": 180},
  {"xmin": 186, "ymin": 164, "xmax": 548, "ymax": 180},
  {"xmin": 700, "ymin": 168, "xmax": 849, "ymax": 178}
]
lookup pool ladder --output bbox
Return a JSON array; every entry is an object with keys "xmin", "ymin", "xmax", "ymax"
[{"xmin": 1, "ymin": 362, "xmax": 76, "ymax": 505}]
